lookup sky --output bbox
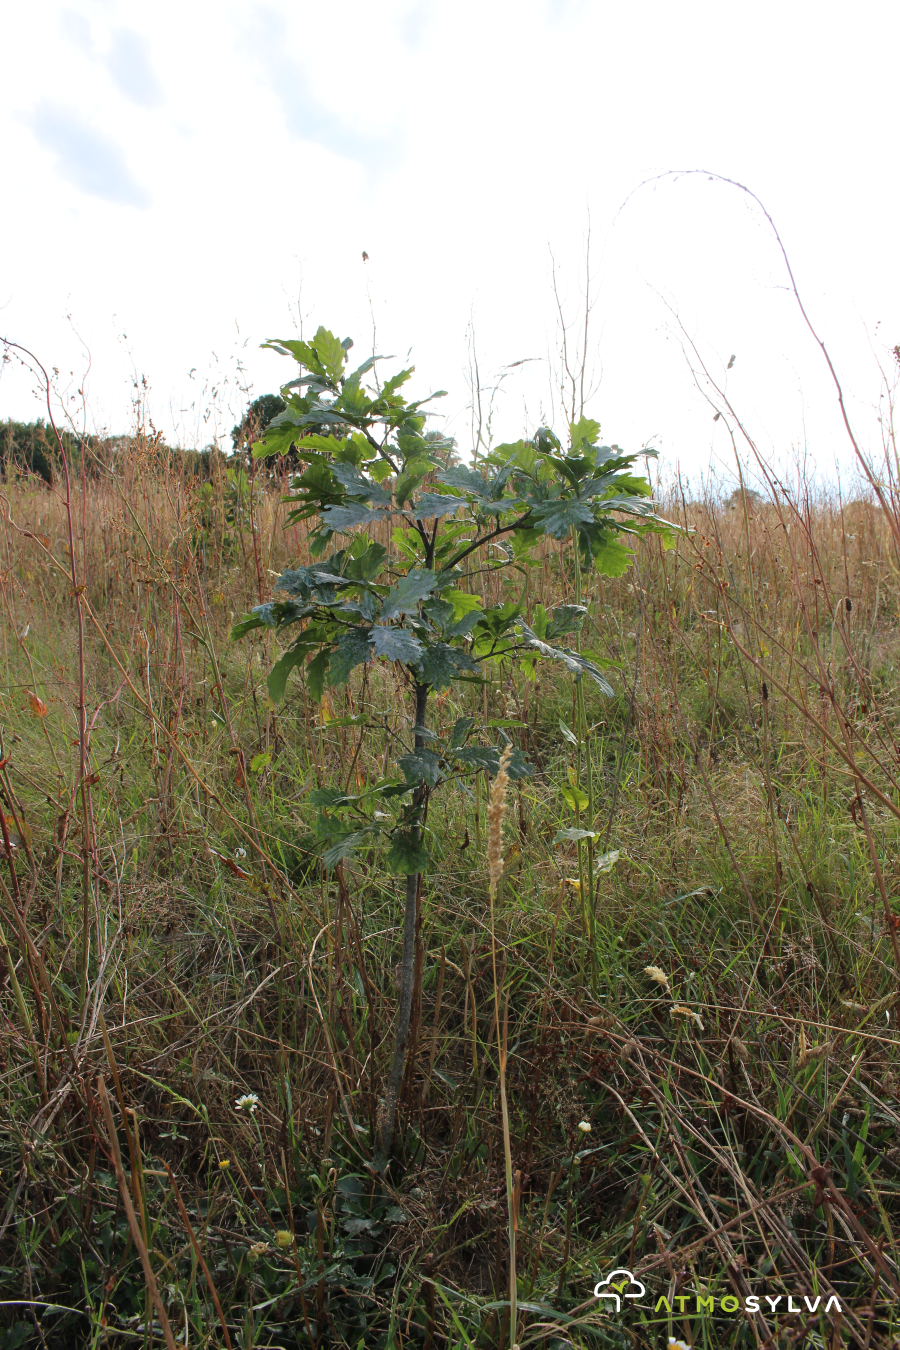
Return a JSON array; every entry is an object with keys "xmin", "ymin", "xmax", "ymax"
[{"xmin": 1, "ymin": 0, "xmax": 898, "ymax": 488}]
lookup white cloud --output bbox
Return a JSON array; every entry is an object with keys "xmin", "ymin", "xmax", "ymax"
[
  {"xmin": 105, "ymin": 28, "xmax": 164, "ymax": 109},
  {"xmin": 28, "ymin": 104, "xmax": 151, "ymax": 206},
  {"xmin": 0, "ymin": 0, "xmax": 896, "ymax": 484}
]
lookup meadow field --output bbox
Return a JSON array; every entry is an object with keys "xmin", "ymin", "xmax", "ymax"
[{"xmin": 1, "ymin": 406, "xmax": 900, "ymax": 1349}]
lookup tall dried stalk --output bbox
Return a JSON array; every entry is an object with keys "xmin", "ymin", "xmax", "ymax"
[
  {"xmin": 488, "ymin": 743, "xmax": 517, "ymax": 1349},
  {"xmin": 3, "ymin": 342, "xmax": 97, "ymax": 1008}
]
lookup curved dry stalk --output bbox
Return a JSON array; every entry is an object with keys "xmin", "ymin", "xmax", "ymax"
[{"xmin": 487, "ymin": 743, "xmax": 517, "ymax": 1349}]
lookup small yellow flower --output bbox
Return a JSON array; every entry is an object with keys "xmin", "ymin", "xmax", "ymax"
[
  {"xmin": 275, "ymin": 1230, "xmax": 293, "ymax": 1249},
  {"xmin": 218, "ymin": 1159, "xmax": 230, "ymax": 1170}
]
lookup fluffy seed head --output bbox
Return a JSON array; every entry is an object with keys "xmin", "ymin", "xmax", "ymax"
[
  {"xmin": 644, "ymin": 965, "xmax": 671, "ymax": 995},
  {"xmin": 732, "ymin": 1037, "xmax": 750, "ymax": 1064},
  {"xmin": 798, "ymin": 1027, "xmax": 831, "ymax": 1068},
  {"xmin": 487, "ymin": 743, "xmax": 513, "ymax": 898},
  {"xmin": 671, "ymin": 1004, "xmax": 704, "ymax": 1031}
]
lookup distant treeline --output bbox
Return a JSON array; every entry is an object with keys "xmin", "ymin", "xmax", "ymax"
[
  {"xmin": 0, "ymin": 419, "xmax": 73, "ymax": 484},
  {"xmin": 1, "ymin": 395, "xmax": 288, "ymax": 487}
]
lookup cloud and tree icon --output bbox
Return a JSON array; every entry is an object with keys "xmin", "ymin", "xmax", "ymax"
[{"xmin": 593, "ymin": 1269, "xmax": 646, "ymax": 1311}]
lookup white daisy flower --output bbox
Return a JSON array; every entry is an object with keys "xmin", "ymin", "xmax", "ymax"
[{"xmin": 236, "ymin": 1093, "xmax": 260, "ymax": 1113}]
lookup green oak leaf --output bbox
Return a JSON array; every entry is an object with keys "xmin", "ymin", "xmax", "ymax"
[
  {"xmin": 380, "ymin": 569, "xmax": 438, "ymax": 620},
  {"xmin": 385, "ymin": 831, "xmax": 430, "ymax": 875},
  {"xmin": 369, "ymin": 626, "xmax": 424, "ymax": 663},
  {"xmin": 326, "ymin": 628, "xmax": 371, "ymax": 687}
]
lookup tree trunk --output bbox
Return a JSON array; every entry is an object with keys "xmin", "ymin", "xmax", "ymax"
[{"xmin": 378, "ymin": 680, "xmax": 429, "ymax": 1157}]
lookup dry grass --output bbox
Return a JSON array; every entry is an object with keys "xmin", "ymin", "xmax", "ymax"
[{"xmin": 1, "ymin": 439, "xmax": 900, "ymax": 1347}]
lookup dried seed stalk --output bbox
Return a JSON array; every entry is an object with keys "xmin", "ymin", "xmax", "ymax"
[{"xmin": 487, "ymin": 744, "xmax": 516, "ymax": 1349}]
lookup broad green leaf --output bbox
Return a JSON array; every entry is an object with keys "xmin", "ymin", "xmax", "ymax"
[
  {"xmin": 517, "ymin": 622, "xmax": 615, "ymax": 696},
  {"xmin": 306, "ymin": 650, "xmax": 330, "ymax": 701},
  {"xmin": 533, "ymin": 426, "xmax": 562, "ymax": 454},
  {"xmin": 398, "ymin": 750, "xmax": 443, "ymax": 788},
  {"xmin": 312, "ymin": 326, "xmax": 346, "ymax": 383},
  {"xmin": 252, "ymin": 414, "xmax": 301, "ymax": 459},
  {"xmin": 287, "ymin": 432, "xmax": 343, "ymax": 457},
  {"xmin": 321, "ymin": 503, "xmax": 385, "ymax": 531},
  {"xmin": 327, "ymin": 628, "xmax": 372, "ymax": 687},
  {"xmin": 410, "ymin": 724, "xmax": 442, "ymax": 742},
  {"xmin": 412, "ymin": 493, "xmax": 464, "ymax": 521},
  {"xmin": 250, "ymin": 752, "xmax": 272, "ymax": 773},
  {"xmin": 438, "ymin": 465, "xmax": 488, "ymax": 497},
  {"xmin": 451, "ymin": 745, "xmax": 532, "ymax": 781},
  {"xmin": 474, "ymin": 602, "xmax": 522, "ymax": 639},
  {"xmin": 380, "ymin": 569, "xmax": 437, "ymax": 620},
  {"xmin": 605, "ymin": 472, "xmax": 653, "ymax": 498},
  {"xmin": 346, "ymin": 538, "xmax": 388, "ymax": 580},
  {"xmin": 322, "ymin": 830, "xmax": 370, "ymax": 869},
  {"xmin": 261, "ymin": 336, "xmax": 315, "ymax": 365},
  {"xmin": 530, "ymin": 603, "xmax": 548, "ymax": 641},
  {"xmin": 546, "ymin": 605, "xmax": 587, "ymax": 639},
  {"xmin": 449, "ymin": 716, "xmax": 476, "ymax": 749},
  {"xmin": 569, "ymin": 415, "xmax": 601, "ymax": 450},
  {"xmin": 448, "ymin": 609, "xmax": 483, "ymax": 640},
  {"xmin": 391, "ymin": 525, "xmax": 422, "ymax": 561},
  {"xmin": 385, "ymin": 830, "xmax": 430, "ymax": 875},
  {"xmin": 267, "ymin": 646, "xmax": 309, "ymax": 704},
  {"xmin": 380, "ymin": 366, "xmax": 415, "ymax": 398},
  {"xmin": 596, "ymin": 850, "xmax": 621, "ymax": 872},
  {"xmin": 578, "ymin": 647, "xmax": 623, "ymax": 670},
  {"xmin": 416, "ymin": 642, "xmax": 478, "ymax": 692},
  {"xmin": 509, "ymin": 527, "xmax": 543, "ymax": 559},
  {"xmin": 531, "ymin": 497, "xmax": 595, "ymax": 538},
  {"xmin": 330, "ymin": 462, "xmax": 392, "ymax": 504},
  {"xmin": 562, "ymin": 785, "xmax": 589, "ymax": 812},
  {"xmin": 310, "ymin": 787, "xmax": 355, "ymax": 808},
  {"xmin": 588, "ymin": 534, "xmax": 635, "ymax": 577},
  {"xmin": 369, "ymin": 458, "xmax": 394, "ymax": 483},
  {"xmin": 347, "ymin": 353, "xmax": 390, "ymax": 383},
  {"xmin": 394, "ymin": 459, "xmax": 433, "ymax": 507},
  {"xmin": 558, "ymin": 719, "xmax": 578, "ymax": 746},
  {"xmin": 443, "ymin": 589, "xmax": 484, "ymax": 639},
  {"xmin": 369, "ymin": 626, "xmax": 424, "ymax": 663},
  {"xmin": 445, "ymin": 590, "xmax": 483, "ymax": 622},
  {"xmin": 231, "ymin": 610, "xmax": 268, "ymax": 639},
  {"xmin": 490, "ymin": 439, "xmax": 532, "ymax": 468},
  {"xmin": 335, "ymin": 1174, "xmax": 365, "ymax": 1198}
]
